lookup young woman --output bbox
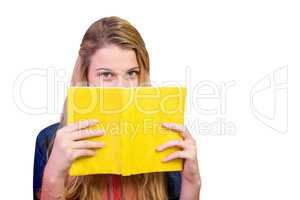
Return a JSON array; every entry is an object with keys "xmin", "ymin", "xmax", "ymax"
[{"xmin": 33, "ymin": 16, "xmax": 201, "ymax": 200}]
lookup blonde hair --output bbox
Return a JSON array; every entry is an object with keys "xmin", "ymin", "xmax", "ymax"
[{"xmin": 50, "ymin": 16, "xmax": 168, "ymax": 200}]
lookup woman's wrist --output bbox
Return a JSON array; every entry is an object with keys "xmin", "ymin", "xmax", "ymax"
[
  {"xmin": 180, "ymin": 175, "xmax": 201, "ymax": 200},
  {"xmin": 44, "ymin": 158, "xmax": 67, "ymax": 182},
  {"xmin": 182, "ymin": 173, "xmax": 201, "ymax": 188},
  {"xmin": 41, "ymin": 161, "xmax": 67, "ymax": 199}
]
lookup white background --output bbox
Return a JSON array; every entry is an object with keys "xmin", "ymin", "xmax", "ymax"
[{"xmin": 1, "ymin": 0, "xmax": 300, "ymax": 199}]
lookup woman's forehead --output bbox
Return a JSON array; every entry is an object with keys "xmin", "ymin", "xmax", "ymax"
[{"xmin": 89, "ymin": 45, "xmax": 138, "ymax": 72}]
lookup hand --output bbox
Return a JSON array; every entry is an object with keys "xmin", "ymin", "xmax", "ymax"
[
  {"xmin": 156, "ymin": 122, "xmax": 201, "ymax": 188},
  {"xmin": 46, "ymin": 119, "xmax": 105, "ymax": 178}
]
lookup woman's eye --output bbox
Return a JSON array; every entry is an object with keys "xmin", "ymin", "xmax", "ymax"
[
  {"xmin": 127, "ymin": 70, "xmax": 139, "ymax": 78},
  {"xmin": 97, "ymin": 72, "xmax": 114, "ymax": 80}
]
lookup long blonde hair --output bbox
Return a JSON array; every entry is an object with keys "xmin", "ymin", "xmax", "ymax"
[{"xmin": 50, "ymin": 16, "xmax": 168, "ymax": 200}]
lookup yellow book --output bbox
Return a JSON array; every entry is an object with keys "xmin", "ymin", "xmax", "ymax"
[{"xmin": 67, "ymin": 86, "xmax": 187, "ymax": 176}]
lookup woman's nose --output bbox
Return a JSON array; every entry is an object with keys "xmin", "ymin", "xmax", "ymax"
[{"xmin": 114, "ymin": 76, "xmax": 136, "ymax": 88}]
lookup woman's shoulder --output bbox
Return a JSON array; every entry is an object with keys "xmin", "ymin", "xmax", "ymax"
[
  {"xmin": 33, "ymin": 123, "xmax": 60, "ymax": 200},
  {"xmin": 35, "ymin": 122, "xmax": 60, "ymax": 155},
  {"xmin": 36, "ymin": 122, "xmax": 60, "ymax": 139}
]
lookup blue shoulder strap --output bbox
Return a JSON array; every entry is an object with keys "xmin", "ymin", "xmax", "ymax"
[{"xmin": 166, "ymin": 171, "xmax": 181, "ymax": 200}]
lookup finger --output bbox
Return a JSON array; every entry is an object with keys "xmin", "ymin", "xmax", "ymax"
[
  {"xmin": 64, "ymin": 119, "xmax": 99, "ymax": 132},
  {"xmin": 72, "ymin": 140, "xmax": 104, "ymax": 149},
  {"xmin": 156, "ymin": 140, "xmax": 186, "ymax": 152},
  {"xmin": 71, "ymin": 149, "xmax": 96, "ymax": 159},
  {"xmin": 161, "ymin": 122, "xmax": 188, "ymax": 139},
  {"xmin": 162, "ymin": 151, "xmax": 191, "ymax": 162},
  {"xmin": 71, "ymin": 129, "xmax": 105, "ymax": 140}
]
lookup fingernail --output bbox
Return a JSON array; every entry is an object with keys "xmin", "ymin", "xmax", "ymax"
[
  {"xmin": 98, "ymin": 142, "xmax": 104, "ymax": 147},
  {"xmin": 162, "ymin": 123, "xmax": 170, "ymax": 127},
  {"xmin": 156, "ymin": 147, "xmax": 162, "ymax": 151}
]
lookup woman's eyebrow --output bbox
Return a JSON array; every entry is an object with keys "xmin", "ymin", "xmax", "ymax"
[
  {"xmin": 96, "ymin": 67, "xmax": 112, "ymax": 71},
  {"xmin": 96, "ymin": 67, "xmax": 139, "ymax": 71},
  {"xmin": 127, "ymin": 67, "xmax": 139, "ymax": 71}
]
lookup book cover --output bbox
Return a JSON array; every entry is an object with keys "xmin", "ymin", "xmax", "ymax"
[{"xmin": 67, "ymin": 86, "xmax": 186, "ymax": 176}]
